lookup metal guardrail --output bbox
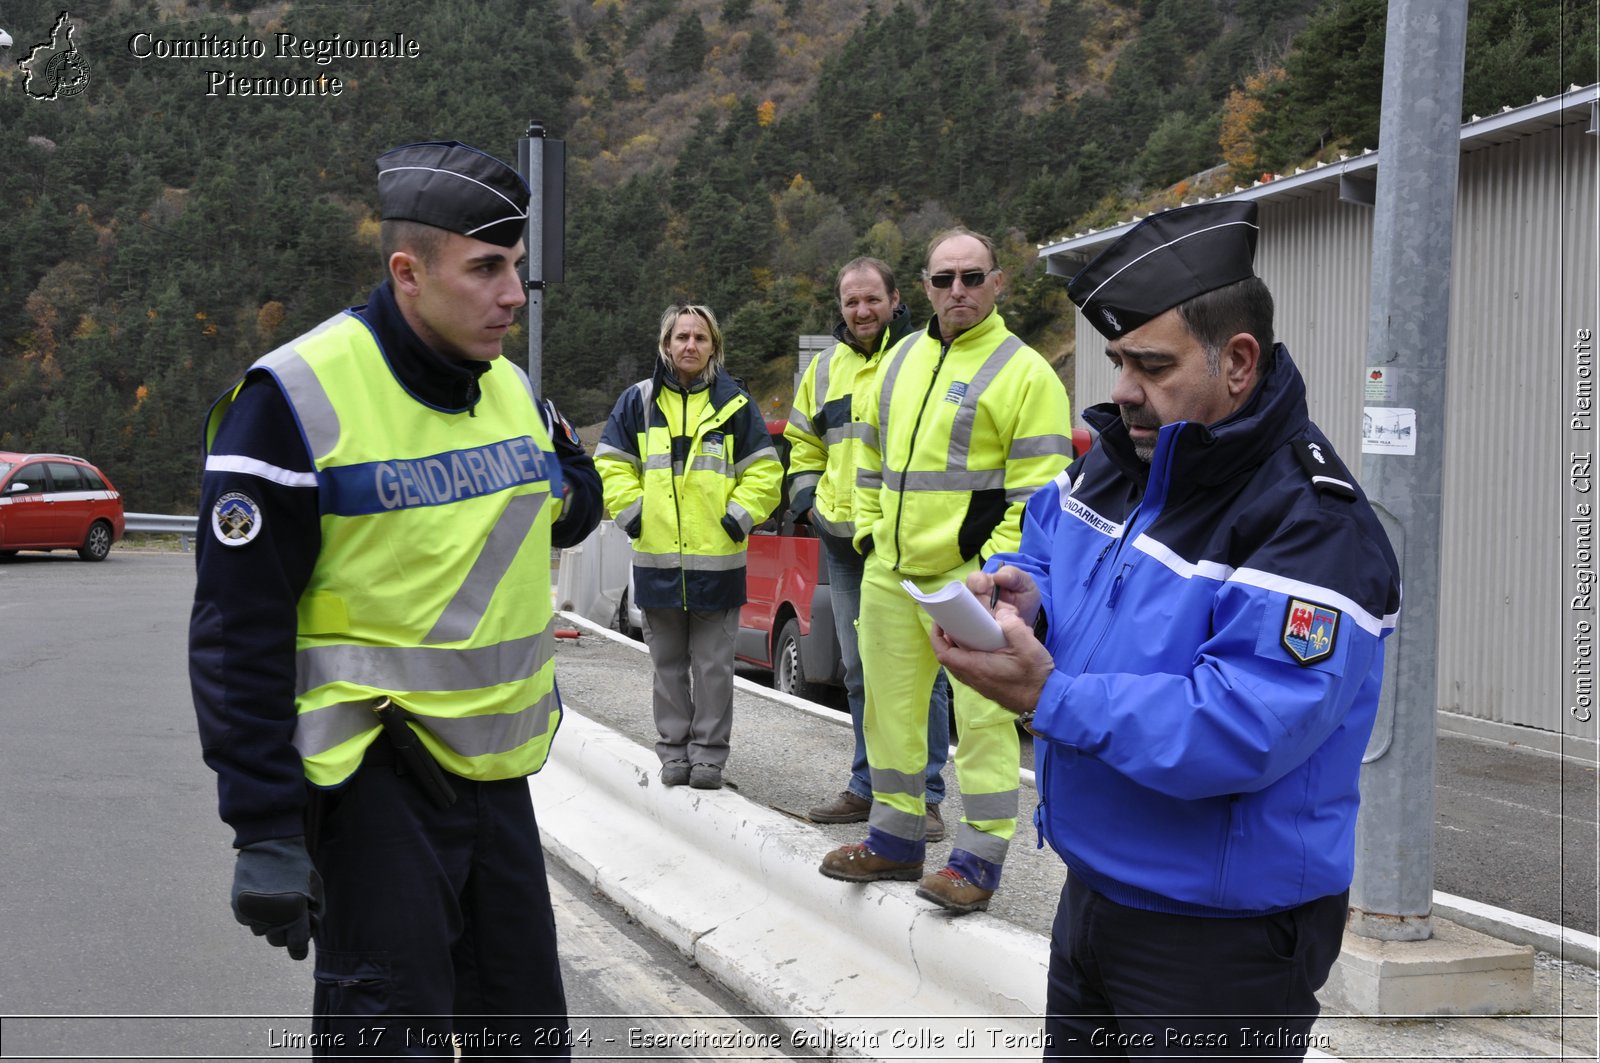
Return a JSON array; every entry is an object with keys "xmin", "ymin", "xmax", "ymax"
[{"xmin": 125, "ymin": 512, "xmax": 198, "ymax": 536}]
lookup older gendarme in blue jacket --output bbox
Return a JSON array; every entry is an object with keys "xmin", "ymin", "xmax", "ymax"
[{"xmin": 992, "ymin": 348, "xmax": 1401, "ymax": 916}]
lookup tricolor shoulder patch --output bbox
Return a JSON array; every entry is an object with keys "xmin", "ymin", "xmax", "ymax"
[
  {"xmin": 212, "ymin": 491, "xmax": 262, "ymax": 547},
  {"xmin": 1281, "ymin": 598, "xmax": 1339, "ymax": 665}
]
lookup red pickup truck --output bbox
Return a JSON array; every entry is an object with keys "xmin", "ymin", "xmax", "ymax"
[{"xmin": 733, "ymin": 422, "xmax": 1091, "ymax": 702}]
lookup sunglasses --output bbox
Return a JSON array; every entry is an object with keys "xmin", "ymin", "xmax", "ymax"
[{"xmin": 926, "ymin": 268, "xmax": 997, "ymax": 289}]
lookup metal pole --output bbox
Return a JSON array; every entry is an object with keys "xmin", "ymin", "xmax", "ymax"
[
  {"xmin": 1350, "ymin": 0, "xmax": 1469, "ymax": 942},
  {"xmin": 518, "ymin": 120, "xmax": 546, "ymax": 390}
]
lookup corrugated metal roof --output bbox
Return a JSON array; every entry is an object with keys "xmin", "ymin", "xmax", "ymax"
[{"xmin": 1038, "ymin": 82, "xmax": 1600, "ymax": 271}]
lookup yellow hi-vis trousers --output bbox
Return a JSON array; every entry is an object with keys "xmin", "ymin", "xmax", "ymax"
[{"xmin": 858, "ymin": 552, "xmax": 1020, "ymax": 876}]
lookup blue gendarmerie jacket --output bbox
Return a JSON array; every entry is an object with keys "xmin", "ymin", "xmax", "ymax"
[{"xmin": 989, "ymin": 347, "xmax": 1401, "ymax": 916}]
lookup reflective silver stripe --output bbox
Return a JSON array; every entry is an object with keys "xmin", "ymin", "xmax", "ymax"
[
  {"xmin": 1009, "ymin": 434, "xmax": 1074, "ymax": 461},
  {"xmin": 733, "ymin": 444, "xmax": 776, "ymax": 476},
  {"xmin": 825, "ymin": 422, "xmax": 864, "ymax": 445},
  {"xmin": 787, "ymin": 407, "xmax": 817, "ymax": 437},
  {"xmin": 870, "ymin": 765, "xmax": 923, "ymax": 796},
  {"xmin": 616, "ymin": 497, "xmax": 643, "ymax": 529},
  {"xmin": 790, "ymin": 470, "xmax": 821, "ymax": 493},
  {"xmin": 297, "ymin": 620, "xmax": 557, "ymax": 694},
  {"xmin": 689, "ymin": 452, "xmax": 731, "ymax": 478},
  {"xmin": 727, "ymin": 502, "xmax": 755, "ymax": 535},
  {"xmin": 876, "ymin": 334, "xmax": 920, "ymax": 441},
  {"xmin": 1006, "ymin": 484, "xmax": 1043, "ymax": 505},
  {"xmin": 947, "ymin": 336, "xmax": 1023, "ymax": 467},
  {"xmin": 423, "ymin": 493, "xmax": 547, "ymax": 645},
  {"xmin": 857, "ymin": 466, "xmax": 883, "ymax": 491},
  {"xmin": 643, "ymin": 453, "xmax": 673, "ymax": 471},
  {"xmin": 258, "ymin": 315, "xmax": 346, "ymax": 458},
  {"xmin": 593, "ymin": 441, "xmax": 639, "ymax": 468},
  {"xmin": 832, "ymin": 419, "xmax": 870, "ymax": 445},
  {"xmin": 961, "ymin": 789, "xmax": 1019, "ymax": 821},
  {"xmin": 418, "ymin": 686, "xmax": 560, "ymax": 757},
  {"xmin": 953, "ymin": 821, "xmax": 1011, "ymax": 863},
  {"xmin": 883, "ymin": 468, "xmax": 1007, "ymax": 492},
  {"xmin": 292, "ymin": 687, "xmax": 559, "ymax": 760},
  {"xmin": 204, "ymin": 454, "xmax": 319, "ymax": 488},
  {"xmin": 861, "ymin": 425, "xmax": 879, "ymax": 452},
  {"xmin": 631, "ymin": 551, "xmax": 747, "ymax": 571},
  {"xmin": 811, "ymin": 511, "xmax": 854, "ymax": 538},
  {"xmin": 868, "ymin": 802, "xmax": 925, "ymax": 840},
  {"xmin": 291, "ymin": 697, "xmax": 380, "ymax": 758},
  {"xmin": 812, "ymin": 344, "xmax": 836, "ymax": 408}
]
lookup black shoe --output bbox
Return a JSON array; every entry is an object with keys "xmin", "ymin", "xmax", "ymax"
[
  {"xmin": 689, "ymin": 763, "xmax": 723, "ymax": 790},
  {"xmin": 660, "ymin": 760, "xmax": 690, "ymax": 787}
]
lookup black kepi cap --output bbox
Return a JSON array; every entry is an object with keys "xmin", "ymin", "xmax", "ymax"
[
  {"xmin": 1068, "ymin": 201, "xmax": 1259, "ymax": 340},
  {"xmin": 376, "ymin": 141, "xmax": 529, "ymax": 248}
]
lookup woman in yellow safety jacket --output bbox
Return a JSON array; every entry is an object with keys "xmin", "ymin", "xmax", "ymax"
[{"xmin": 595, "ymin": 305, "xmax": 782, "ymax": 790}]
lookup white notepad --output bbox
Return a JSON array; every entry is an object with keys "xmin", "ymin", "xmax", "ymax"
[{"xmin": 901, "ymin": 579, "xmax": 1007, "ymax": 651}]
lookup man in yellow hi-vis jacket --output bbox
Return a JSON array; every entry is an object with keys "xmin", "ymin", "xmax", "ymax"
[{"xmin": 819, "ymin": 228, "xmax": 1073, "ymax": 913}]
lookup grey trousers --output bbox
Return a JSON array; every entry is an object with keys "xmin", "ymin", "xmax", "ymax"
[{"xmin": 641, "ymin": 607, "xmax": 739, "ymax": 768}]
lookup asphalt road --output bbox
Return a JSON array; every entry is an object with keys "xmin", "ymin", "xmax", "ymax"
[{"xmin": 0, "ymin": 549, "xmax": 806, "ymax": 1060}]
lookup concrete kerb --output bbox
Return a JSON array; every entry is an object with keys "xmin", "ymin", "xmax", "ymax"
[
  {"xmin": 1433, "ymin": 891, "xmax": 1600, "ymax": 970},
  {"xmin": 536, "ymin": 709, "xmax": 1051, "ymax": 1059}
]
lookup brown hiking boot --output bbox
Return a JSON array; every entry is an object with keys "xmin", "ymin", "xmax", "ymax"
[
  {"xmin": 819, "ymin": 842, "xmax": 923, "ymax": 883},
  {"xmin": 925, "ymin": 803, "xmax": 945, "ymax": 843},
  {"xmin": 916, "ymin": 866, "xmax": 994, "ymax": 914},
  {"xmin": 808, "ymin": 790, "xmax": 871, "ymax": 823}
]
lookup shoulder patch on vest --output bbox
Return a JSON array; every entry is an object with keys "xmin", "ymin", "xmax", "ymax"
[
  {"xmin": 1292, "ymin": 439, "xmax": 1357, "ymax": 500},
  {"xmin": 1281, "ymin": 598, "xmax": 1339, "ymax": 665},
  {"xmin": 212, "ymin": 491, "xmax": 262, "ymax": 547}
]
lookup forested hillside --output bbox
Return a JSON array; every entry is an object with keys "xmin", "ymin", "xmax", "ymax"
[{"xmin": 0, "ymin": 0, "xmax": 1590, "ymax": 512}]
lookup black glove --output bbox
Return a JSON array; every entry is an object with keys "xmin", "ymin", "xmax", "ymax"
[
  {"xmin": 721, "ymin": 514, "xmax": 747, "ymax": 543},
  {"xmin": 857, "ymin": 534, "xmax": 874, "ymax": 557},
  {"xmin": 231, "ymin": 836, "xmax": 322, "ymax": 961},
  {"xmin": 623, "ymin": 512, "xmax": 642, "ymax": 539}
]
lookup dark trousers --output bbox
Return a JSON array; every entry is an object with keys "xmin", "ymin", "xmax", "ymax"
[
  {"xmin": 1044, "ymin": 875, "xmax": 1346, "ymax": 1061},
  {"xmin": 309, "ymin": 745, "xmax": 570, "ymax": 1059}
]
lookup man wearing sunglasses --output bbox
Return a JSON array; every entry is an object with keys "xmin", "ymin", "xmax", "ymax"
[{"xmin": 819, "ymin": 228, "xmax": 1073, "ymax": 914}]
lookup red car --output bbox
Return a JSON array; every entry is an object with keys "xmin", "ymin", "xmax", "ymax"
[
  {"xmin": 0, "ymin": 452, "xmax": 126, "ymax": 561},
  {"xmin": 735, "ymin": 423, "xmax": 1092, "ymax": 700},
  {"xmin": 735, "ymin": 423, "xmax": 841, "ymax": 701}
]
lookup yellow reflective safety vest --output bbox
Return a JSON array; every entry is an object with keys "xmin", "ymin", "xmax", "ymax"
[
  {"xmin": 783, "ymin": 313, "xmax": 910, "ymax": 541},
  {"xmin": 594, "ymin": 365, "xmax": 782, "ymax": 611},
  {"xmin": 855, "ymin": 309, "xmax": 1073, "ymax": 576},
  {"xmin": 205, "ymin": 312, "xmax": 564, "ymax": 788}
]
